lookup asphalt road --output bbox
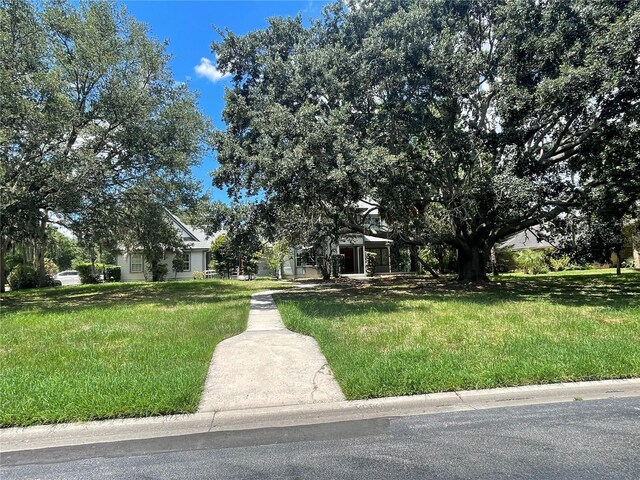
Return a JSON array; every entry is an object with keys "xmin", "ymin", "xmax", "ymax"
[{"xmin": 2, "ymin": 397, "xmax": 639, "ymax": 479}]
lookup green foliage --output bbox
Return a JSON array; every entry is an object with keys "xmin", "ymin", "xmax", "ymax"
[
  {"xmin": 210, "ymin": 234, "xmax": 236, "ymax": 278},
  {"xmin": 365, "ymin": 252, "xmax": 378, "ymax": 277},
  {"xmin": 262, "ymin": 239, "xmax": 290, "ymax": 279},
  {"xmin": 172, "ymin": 256, "xmax": 186, "ymax": 280},
  {"xmin": 549, "ymin": 256, "xmax": 571, "ymax": 272},
  {"xmin": 153, "ymin": 263, "xmax": 168, "ymax": 282},
  {"xmin": 45, "ymin": 229, "xmax": 78, "ymax": 271},
  {"xmin": 1, "ymin": 0, "xmax": 208, "ymax": 289},
  {"xmin": 331, "ymin": 254, "xmax": 345, "ymax": 278},
  {"xmin": 5, "ymin": 251, "xmax": 23, "ymax": 274},
  {"xmin": 43, "ymin": 258, "xmax": 58, "ymax": 276},
  {"xmin": 73, "ymin": 262, "xmax": 101, "ymax": 284},
  {"xmin": 119, "ymin": 201, "xmax": 186, "ymax": 282},
  {"xmin": 515, "ymin": 250, "xmax": 550, "ymax": 275},
  {"xmin": 495, "ymin": 249, "xmax": 518, "ymax": 274},
  {"xmin": 243, "ymin": 255, "xmax": 260, "ymax": 280},
  {"xmin": 104, "ymin": 265, "xmax": 121, "ymax": 282},
  {"xmin": 198, "ymin": 201, "xmax": 264, "ymax": 278},
  {"xmin": 7, "ymin": 265, "xmax": 38, "ymax": 291},
  {"xmin": 418, "ymin": 247, "xmax": 438, "ymax": 272}
]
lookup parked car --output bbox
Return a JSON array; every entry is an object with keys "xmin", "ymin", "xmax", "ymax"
[{"xmin": 54, "ymin": 270, "xmax": 81, "ymax": 286}]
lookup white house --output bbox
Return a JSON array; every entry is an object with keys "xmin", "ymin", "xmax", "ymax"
[
  {"xmin": 117, "ymin": 211, "xmax": 218, "ymax": 282},
  {"xmin": 281, "ymin": 200, "xmax": 410, "ymax": 278}
]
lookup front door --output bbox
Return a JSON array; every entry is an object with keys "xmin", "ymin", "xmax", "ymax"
[{"xmin": 340, "ymin": 247, "xmax": 355, "ymax": 274}]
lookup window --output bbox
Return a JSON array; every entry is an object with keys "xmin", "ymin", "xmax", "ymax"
[
  {"xmin": 367, "ymin": 248, "xmax": 389, "ymax": 267},
  {"xmin": 130, "ymin": 253, "xmax": 143, "ymax": 273},
  {"xmin": 182, "ymin": 252, "xmax": 191, "ymax": 271},
  {"xmin": 295, "ymin": 249, "xmax": 315, "ymax": 267}
]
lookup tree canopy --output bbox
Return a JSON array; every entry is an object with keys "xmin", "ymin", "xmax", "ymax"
[
  {"xmin": 212, "ymin": 0, "xmax": 640, "ymax": 281},
  {"xmin": 1, "ymin": 0, "xmax": 209, "ymax": 288}
]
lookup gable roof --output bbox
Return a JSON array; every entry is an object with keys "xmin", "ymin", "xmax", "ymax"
[
  {"xmin": 164, "ymin": 210, "xmax": 219, "ymax": 250},
  {"xmin": 499, "ymin": 228, "xmax": 555, "ymax": 251}
]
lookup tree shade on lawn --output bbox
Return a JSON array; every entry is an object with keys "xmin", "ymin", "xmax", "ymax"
[{"xmin": 275, "ymin": 270, "xmax": 640, "ymax": 399}]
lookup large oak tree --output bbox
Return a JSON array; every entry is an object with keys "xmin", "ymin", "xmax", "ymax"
[{"xmin": 213, "ymin": 0, "xmax": 639, "ymax": 281}]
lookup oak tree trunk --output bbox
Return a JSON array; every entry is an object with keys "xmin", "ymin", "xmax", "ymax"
[
  {"xmin": 36, "ymin": 214, "xmax": 47, "ymax": 287},
  {"xmin": 0, "ymin": 235, "xmax": 7, "ymax": 293},
  {"xmin": 409, "ymin": 245, "xmax": 419, "ymax": 272},
  {"xmin": 457, "ymin": 244, "xmax": 488, "ymax": 282}
]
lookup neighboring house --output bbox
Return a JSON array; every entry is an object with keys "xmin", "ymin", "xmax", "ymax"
[
  {"xmin": 116, "ymin": 211, "xmax": 219, "ymax": 282},
  {"xmin": 498, "ymin": 228, "xmax": 555, "ymax": 251}
]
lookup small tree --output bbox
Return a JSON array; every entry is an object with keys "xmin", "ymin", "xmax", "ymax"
[
  {"xmin": 262, "ymin": 239, "xmax": 290, "ymax": 279},
  {"xmin": 172, "ymin": 255, "xmax": 185, "ymax": 280},
  {"xmin": 210, "ymin": 234, "xmax": 236, "ymax": 278}
]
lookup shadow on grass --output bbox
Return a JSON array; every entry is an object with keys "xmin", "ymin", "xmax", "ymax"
[
  {"xmin": 276, "ymin": 271, "xmax": 640, "ymax": 319},
  {"xmin": 0, "ymin": 280, "xmax": 278, "ymax": 315}
]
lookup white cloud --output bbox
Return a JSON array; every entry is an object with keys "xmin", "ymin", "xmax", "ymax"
[{"xmin": 194, "ymin": 56, "xmax": 229, "ymax": 83}]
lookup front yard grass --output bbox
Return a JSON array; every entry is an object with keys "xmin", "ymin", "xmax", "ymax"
[
  {"xmin": 275, "ymin": 269, "xmax": 640, "ymax": 400},
  {"xmin": 0, "ymin": 279, "xmax": 279, "ymax": 427}
]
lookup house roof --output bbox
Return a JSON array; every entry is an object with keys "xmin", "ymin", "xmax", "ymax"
[
  {"xmin": 164, "ymin": 210, "xmax": 219, "ymax": 250},
  {"xmin": 363, "ymin": 234, "xmax": 392, "ymax": 244},
  {"xmin": 499, "ymin": 228, "xmax": 554, "ymax": 251}
]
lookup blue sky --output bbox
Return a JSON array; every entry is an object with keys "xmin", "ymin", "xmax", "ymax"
[{"xmin": 117, "ymin": 1, "xmax": 331, "ymax": 202}]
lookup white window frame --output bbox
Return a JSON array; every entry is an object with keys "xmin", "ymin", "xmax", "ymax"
[
  {"xmin": 130, "ymin": 253, "xmax": 144, "ymax": 273},
  {"xmin": 182, "ymin": 252, "xmax": 191, "ymax": 272}
]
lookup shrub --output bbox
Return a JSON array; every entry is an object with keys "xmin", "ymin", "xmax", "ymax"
[
  {"xmin": 549, "ymin": 255, "xmax": 571, "ymax": 272},
  {"xmin": 7, "ymin": 265, "xmax": 39, "ymax": 291},
  {"xmin": 74, "ymin": 262, "xmax": 101, "ymax": 284},
  {"xmin": 193, "ymin": 271, "xmax": 205, "ymax": 280},
  {"xmin": 515, "ymin": 250, "xmax": 549, "ymax": 275},
  {"xmin": 42, "ymin": 274, "xmax": 58, "ymax": 287},
  {"xmin": 494, "ymin": 249, "xmax": 518, "ymax": 273},
  {"xmin": 104, "ymin": 265, "xmax": 121, "ymax": 282},
  {"xmin": 365, "ymin": 251, "xmax": 378, "ymax": 276},
  {"xmin": 44, "ymin": 258, "xmax": 59, "ymax": 276},
  {"xmin": 566, "ymin": 263, "xmax": 586, "ymax": 271},
  {"xmin": 331, "ymin": 254, "xmax": 345, "ymax": 278},
  {"xmin": 153, "ymin": 263, "xmax": 168, "ymax": 281}
]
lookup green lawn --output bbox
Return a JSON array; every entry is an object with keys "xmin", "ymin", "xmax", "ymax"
[
  {"xmin": 0, "ymin": 279, "xmax": 279, "ymax": 427},
  {"xmin": 275, "ymin": 269, "xmax": 640, "ymax": 400}
]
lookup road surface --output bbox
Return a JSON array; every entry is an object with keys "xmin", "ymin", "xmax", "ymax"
[{"xmin": 2, "ymin": 397, "xmax": 639, "ymax": 479}]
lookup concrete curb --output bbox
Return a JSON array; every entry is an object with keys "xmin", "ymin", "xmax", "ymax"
[{"xmin": 2, "ymin": 378, "xmax": 639, "ymax": 453}]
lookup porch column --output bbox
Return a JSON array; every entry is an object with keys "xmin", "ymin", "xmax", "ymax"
[
  {"xmin": 361, "ymin": 234, "xmax": 366, "ymax": 274},
  {"xmin": 387, "ymin": 243, "xmax": 392, "ymax": 273},
  {"xmin": 292, "ymin": 248, "xmax": 297, "ymax": 278}
]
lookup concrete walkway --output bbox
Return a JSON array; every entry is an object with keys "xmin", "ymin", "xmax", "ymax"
[{"xmin": 198, "ymin": 291, "xmax": 345, "ymax": 411}]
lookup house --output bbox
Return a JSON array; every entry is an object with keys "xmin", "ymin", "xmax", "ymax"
[
  {"xmin": 499, "ymin": 228, "xmax": 555, "ymax": 251},
  {"xmin": 281, "ymin": 201, "xmax": 409, "ymax": 278},
  {"xmin": 116, "ymin": 211, "xmax": 218, "ymax": 282}
]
